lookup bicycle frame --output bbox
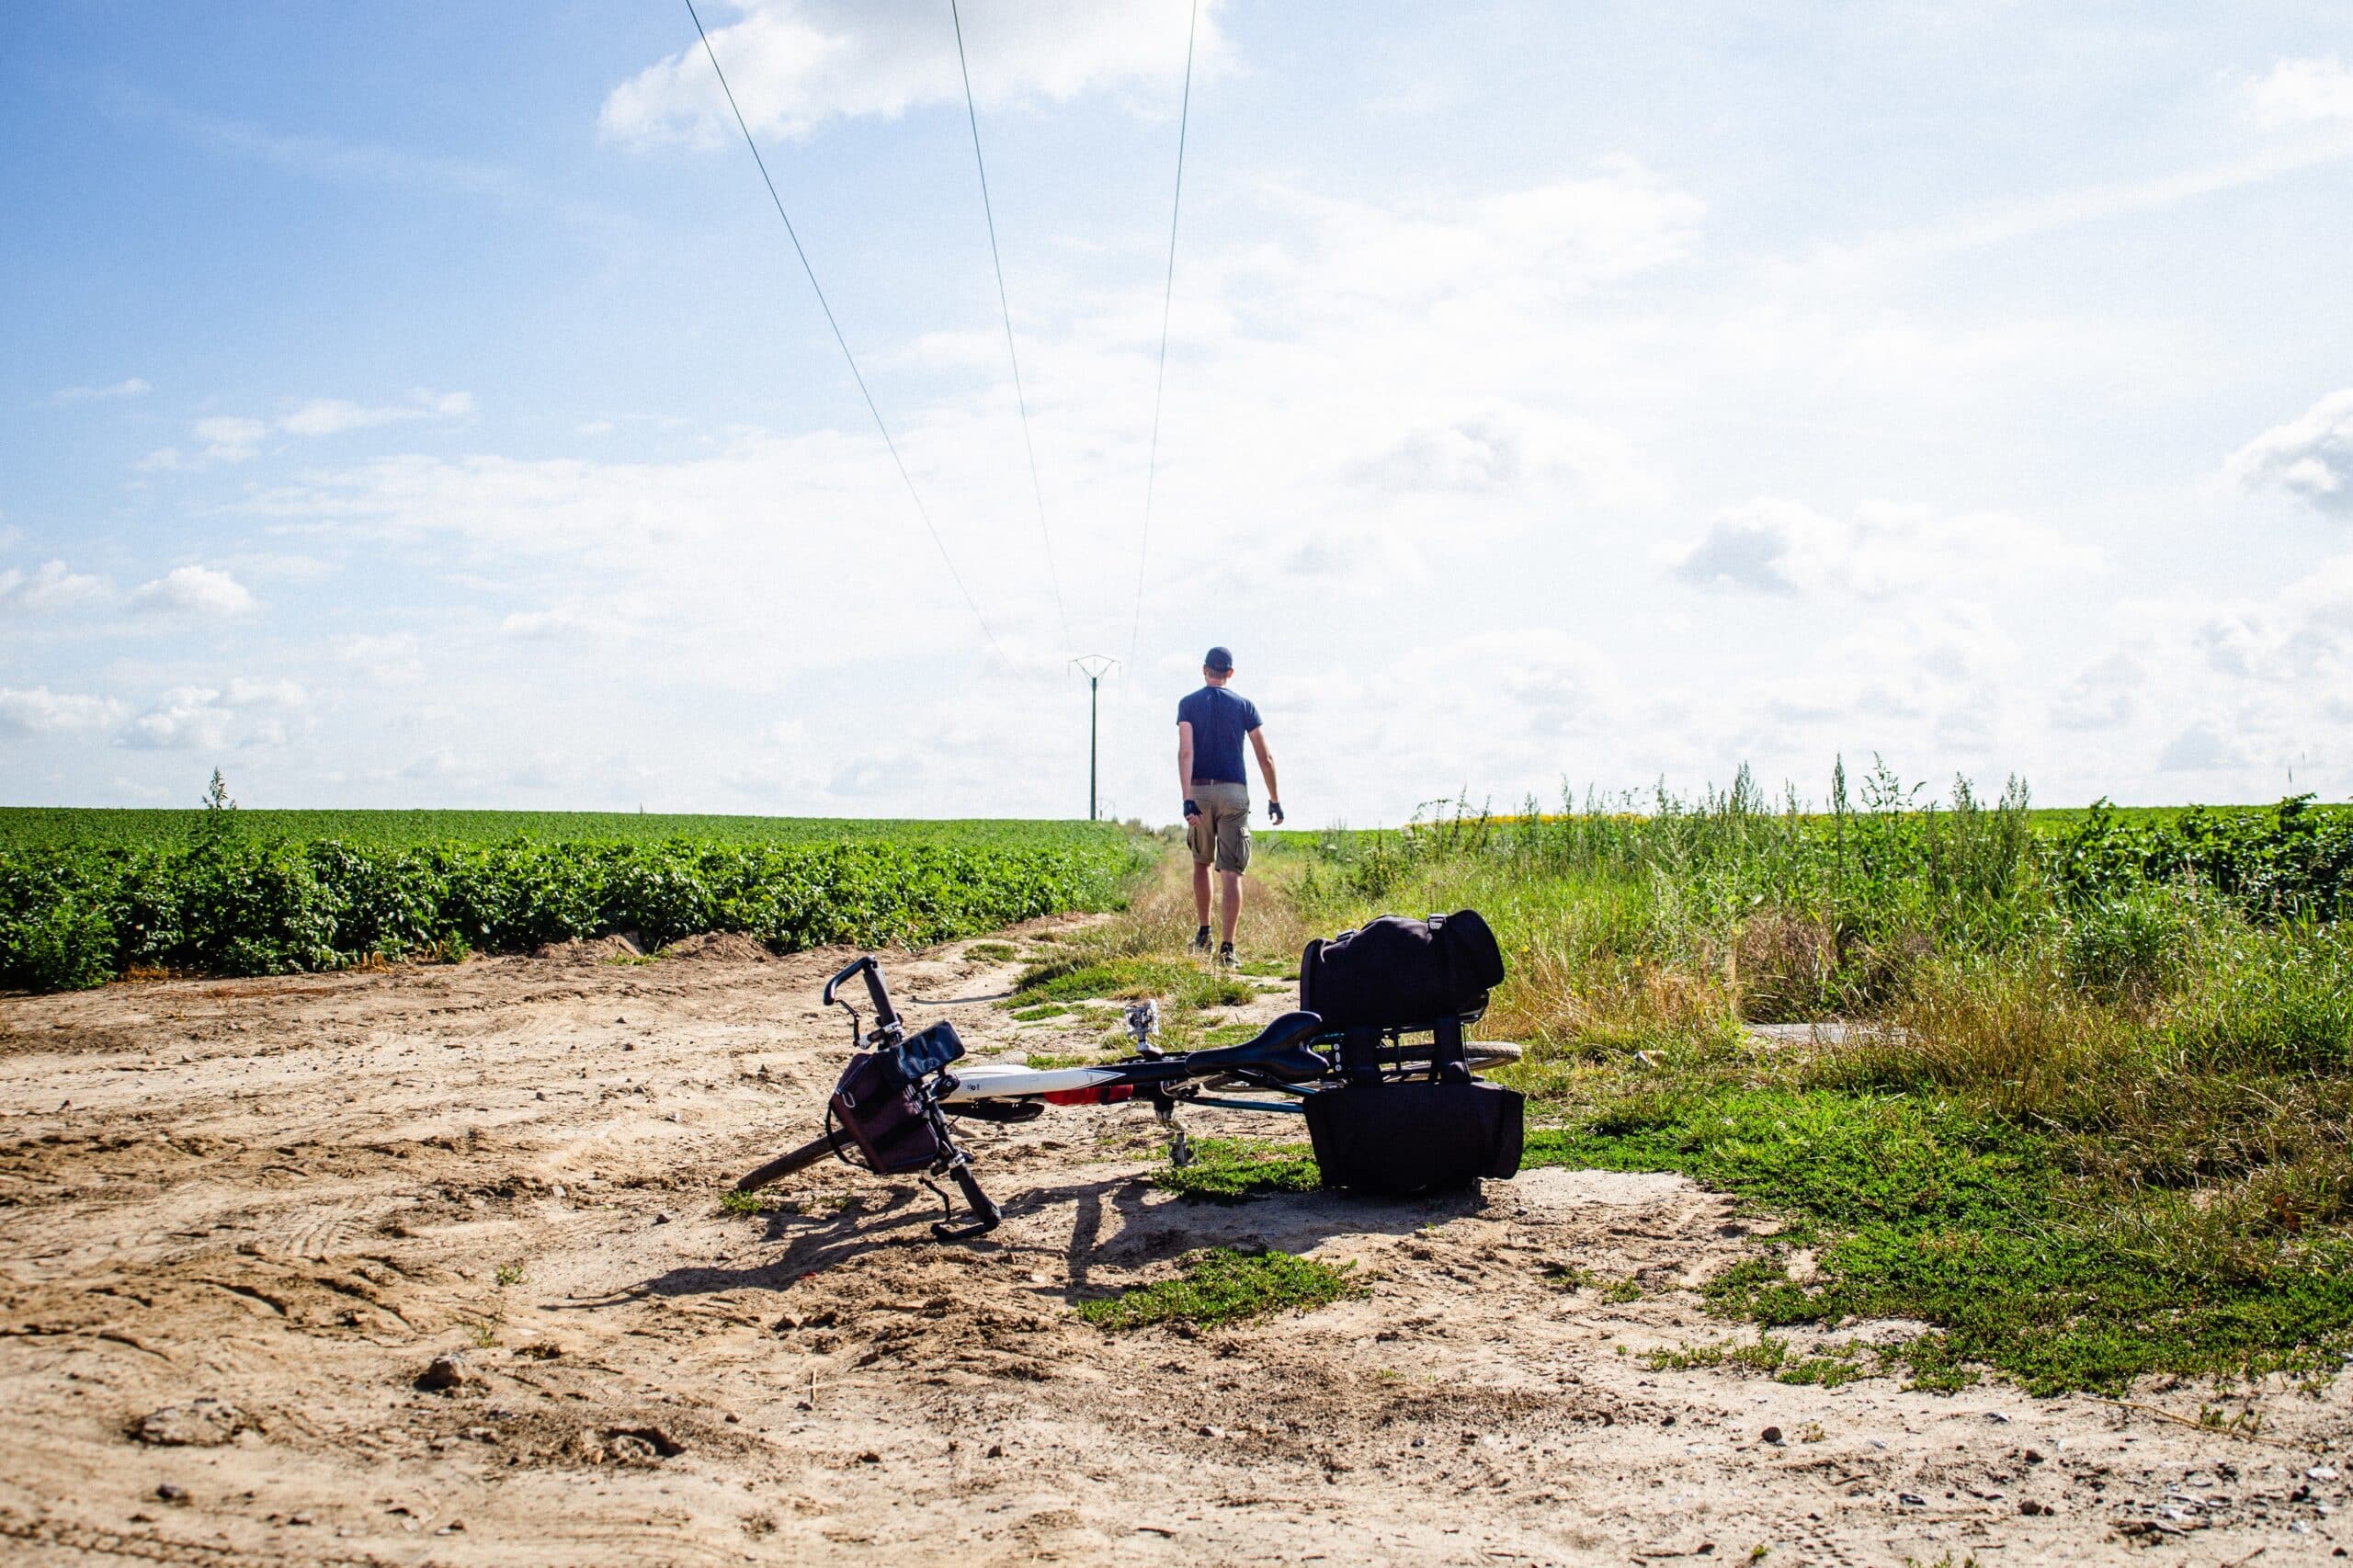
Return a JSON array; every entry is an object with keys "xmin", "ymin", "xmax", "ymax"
[{"xmin": 759, "ymin": 954, "xmax": 1511, "ymax": 1240}]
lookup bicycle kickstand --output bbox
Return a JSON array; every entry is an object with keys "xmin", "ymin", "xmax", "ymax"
[
  {"xmin": 1152, "ymin": 1087, "xmax": 1195, "ymax": 1169},
  {"xmin": 924, "ymin": 1154, "xmax": 1003, "ymax": 1243}
]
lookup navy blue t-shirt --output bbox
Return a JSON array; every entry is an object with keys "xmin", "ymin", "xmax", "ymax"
[{"xmin": 1177, "ymin": 687, "xmax": 1263, "ymax": 785}]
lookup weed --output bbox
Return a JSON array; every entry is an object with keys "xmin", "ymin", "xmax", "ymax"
[
  {"xmin": 718, "ymin": 1189, "xmax": 765, "ymax": 1216},
  {"xmin": 463, "ymin": 1318, "xmax": 497, "ymax": 1349},
  {"xmin": 494, "ymin": 1263, "xmax": 525, "ymax": 1287},
  {"xmin": 1024, "ymin": 1049, "xmax": 1116, "ymax": 1070},
  {"xmin": 1078, "ymin": 1248, "xmax": 1363, "ymax": 1330},
  {"xmin": 1009, "ymin": 1002, "xmax": 1069, "ymax": 1021},
  {"xmin": 1600, "ymin": 1278, "xmax": 1643, "ymax": 1304},
  {"xmin": 964, "ymin": 941, "xmax": 1018, "ymax": 962},
  {"xmin": 1155, "ymin": 1138, "xmax": 1322, "ymax": 1201},
  {"xmin": 1009, "ymin": 956, "xmax": 1253, "ymax": 1010}
]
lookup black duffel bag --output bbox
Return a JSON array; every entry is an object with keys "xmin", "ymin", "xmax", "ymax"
[
  {"xmin": 1299, "ymin": 909, "xmax": 1506, "ymax": 1031},
  {"xmin": 1305, "ymin": 1080, "xmax": 1524, "ymax": 1196}
]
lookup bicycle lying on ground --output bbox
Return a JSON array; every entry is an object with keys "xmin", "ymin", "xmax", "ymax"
[{"xmin": 734, "ymin": 949, "xmax": 1526, "ymax": 1241}]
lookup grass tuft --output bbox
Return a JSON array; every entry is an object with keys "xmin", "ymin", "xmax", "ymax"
[
  {"xmin": 1154, "ymin": 1138, "xmax": 1322, "ymax": 1201},
  {"xmin": 1078, "ymin": 1247, "xmax": 1363, "ymax": 1330}
]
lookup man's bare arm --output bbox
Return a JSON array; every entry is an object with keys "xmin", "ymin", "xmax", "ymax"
[
  {"xmin": 1249, "ymin": 726, "xmax": 1279, "ymax": 805},
  {"xmin": 1176, "ymin": 720, "xmax": 1196, "ymax": 804}
]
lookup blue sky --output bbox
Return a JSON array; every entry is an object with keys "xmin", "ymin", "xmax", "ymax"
[{"xmin": 5, "ymin": 2, "xmax": 2353, "ymax": 822}]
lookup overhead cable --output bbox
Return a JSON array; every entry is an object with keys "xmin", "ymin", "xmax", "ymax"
[
  {"xmin": 950, "ymin": 0, "xmax": 1073, "ymax": 652},
  {"xmin": 1124, "ymin": 0, "xmax": 1201, "ymax": 679},
  {"xmin": 684, "ymin": 0, "xmax": 1008, "ymax": 662}
]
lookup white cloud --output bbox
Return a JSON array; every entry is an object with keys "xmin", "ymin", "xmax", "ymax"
[
  {"xmin": 334, "ymin": 631, "xmax": 424, "ymax": 684},
  {"xmin": 1348, "ymin": 404, "xmax": 1660, "ymax": 501},
  {"xmin": 53, "ymin": 377, "xmax": 151, "ymax": 403},
  {"xmin": 2050, "ymin": 651, "xmax": 2142, "ymax": 732},
  {"xmin": 120, "ymin": 687, "xmax": 236, "ymax": 752},
  {"xmin": 2226, "ymin": 389, "xmax": 2353, "ymax": 517},
  {"xmin": 226, "ymin": 677, "xmax": 308, "ymax": 710},
  {"xmin": 0, "ymin": 561, "xmax": 110, "ymax": 614},
  {"xmin": 2158, "ymin": 722, "xmax": 2241, "ymax": 773},
  {"xmin": 1243, "ymin": 168, "xmax": 1703, "ymax": 321},
  {"xmin": 500, "ymin": 605, "xmax": 606, "ymax": 640},
  {"xmin": 131, "ymin": 565, "xmax": 256, "ymax": 617},
  {"xmin": 0, "ymin": 687, "xmax": 124, "ymax": 736},
  {"xmin": 278, "ymin": 390, "xmax": 472, "ymax": 437},
  {"xmin": 2247, "ymin": 56, "xmax": 2353, "ymax": 129},
  {"xmin": 1667, "ymin": 500, "xmax": 2086, "ymax": 598},
  {"xmin": 192, "ymin": 415, "xmax": 268, "ymax": 463},
  {"xmin": 602, "ymin": 0, "xmax": 1219, "ymax": 145},
  {"xmin": 167, "ymin": 392, "xmax": 473, "ymax": 466}
]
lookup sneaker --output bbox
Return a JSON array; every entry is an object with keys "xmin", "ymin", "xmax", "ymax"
[
  {"xmin": 1190, "ymin": 926, "xmax": 1211, "ymax": 954},
  {"xmin": 1217, "ymin": 942, "xmax": 1239, "ymax": 970}
]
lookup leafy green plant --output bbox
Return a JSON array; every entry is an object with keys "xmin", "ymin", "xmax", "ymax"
[{"xmin": 0, "ymin": 816, "xmax": 1151, "ymax": 991}]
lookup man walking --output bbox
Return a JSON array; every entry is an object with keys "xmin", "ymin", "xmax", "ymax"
[{"xmin": 1177, "ymin": 645, "xmax": 1282, "ymax": 967}]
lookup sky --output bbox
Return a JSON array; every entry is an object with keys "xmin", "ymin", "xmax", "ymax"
[{"xmin": 4, "ymin": 1, "xmax": 2352, "ymax": 825}]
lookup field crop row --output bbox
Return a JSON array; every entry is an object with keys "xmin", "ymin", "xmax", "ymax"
[{"xmin": 0, "ymin": 822, "xmax": 1151, "ymax": 992}]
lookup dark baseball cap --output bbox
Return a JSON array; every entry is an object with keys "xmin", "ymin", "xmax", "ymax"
[{"xmin": 1203, "ymin": 646, "xmax": 1233, "ymax": 672}]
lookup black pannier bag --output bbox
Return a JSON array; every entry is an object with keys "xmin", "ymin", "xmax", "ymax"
[
  {"xmin": 1306, "ymin": 1081, "xmax": 1524, "ymax": 1196},
  {"xmin": 828, "ymin": 1021, "xmax": 965, "ymax": 1174},
  {"xmin": 1299, "ymin": 910, "xmax": 1506, "ymax": 1032},
  {"xmin": 1297, "ymin": 910, "xmax": 1522, "ymax": 1193}
]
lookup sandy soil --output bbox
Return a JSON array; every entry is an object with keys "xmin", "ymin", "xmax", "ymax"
[{"xmin": 2, "ymin": 926, "xmax": 2348, "ymax": 1566}]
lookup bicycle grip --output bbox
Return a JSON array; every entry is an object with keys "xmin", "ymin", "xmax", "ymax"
[
  {"xmin": 861, "ymin": 960, "xmax": 901, "ymax": 1031},
  {"xmin": 821, "ymin": 955, "xmax": 873, "ymax": 1009}
]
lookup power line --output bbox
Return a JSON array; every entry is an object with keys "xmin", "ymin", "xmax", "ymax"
[
  {"xmin": 683, "ymin": 0, "xmax": 1007, "ymax": 662},
  {"xmin": 1124, "ymin": 0, "xmax": 1201, "ymax": 681},
  {"xmin": 950, "ymin": 0, "xmax": 1072, "ymax": 652}
]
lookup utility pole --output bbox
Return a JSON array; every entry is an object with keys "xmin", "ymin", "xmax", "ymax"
[{"xmin": 1070, "ymin": 655, "xmax": 1119, "ymax": 821}]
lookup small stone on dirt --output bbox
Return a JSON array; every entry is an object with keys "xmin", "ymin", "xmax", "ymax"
[
  {"xmin": 1761, "ymin": 1426, "xmax": 1783, "ymax": 1445},
  {"xmin": 986, "ymin": 1444, "xmax": 1005, "ymax": 1459},
  {"xmin": 415, "ymin": 1354, "xmax": 471, "ymax": 1392},
  {"xmin": 2312, "ymin": 1465, "xmax": 2341, "ymax": 1483},
  {"xmin": 653, "ymin": 1212, "xmax": 670, "ymax": 1225},
  {"xmin": 155, "ymin": 1483, "xmax": 188, "ymax": 1504},
  {"xmin": 1899, "ymin": 1493, "xmax": 1928, "ymax": 1506},
  {"xmin": 132, "ymin": 1400, "xmax": 252, "ymax": 1447},
  {"xmin": 2021, "ymin": 1499, "xmax": 2048, "ymax": 1516},
  {"xmin": 857, "ymin": 1451, "xmax": 881, "ymax": 1465}
]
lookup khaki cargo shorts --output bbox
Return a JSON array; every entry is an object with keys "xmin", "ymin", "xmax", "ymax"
[{"xmin": 1186, "ymin": 781, "xmax": 1252, "ymax": 874}]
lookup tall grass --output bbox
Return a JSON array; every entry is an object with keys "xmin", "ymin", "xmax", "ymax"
[{"xmin": 1288, "ymin": 765, "xmax": 2353, "ymax": 1390}]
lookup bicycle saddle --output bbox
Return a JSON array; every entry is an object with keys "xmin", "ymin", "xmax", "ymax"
[{"xmin": 1185, "ymin": 1010, "xmax": 1328, "ymax": 1084}]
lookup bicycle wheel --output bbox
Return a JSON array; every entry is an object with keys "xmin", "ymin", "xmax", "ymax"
[{"xmin": 733, "ymin": 1132, "xmax": 835, "ymax": 1193}]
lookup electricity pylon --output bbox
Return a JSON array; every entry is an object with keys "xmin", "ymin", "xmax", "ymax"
[{"xmin": 1070, "ymin": 655, "xmax": 1120, "ymax": 821}]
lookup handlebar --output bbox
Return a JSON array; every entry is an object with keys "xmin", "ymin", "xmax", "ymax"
[{"xmin": 822, "ymin": 955, "xmax": 902, "ymax": 1033}]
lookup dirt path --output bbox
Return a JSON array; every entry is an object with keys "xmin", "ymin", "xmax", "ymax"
[{"xmin": 1, "ymin": 929, "xmax": 2347, "ymax": 1566}]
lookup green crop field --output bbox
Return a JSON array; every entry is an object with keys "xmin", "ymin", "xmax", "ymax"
[{"xmin": 0, "ymin": 805, "xmax": 1153, "ymax": 993}]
